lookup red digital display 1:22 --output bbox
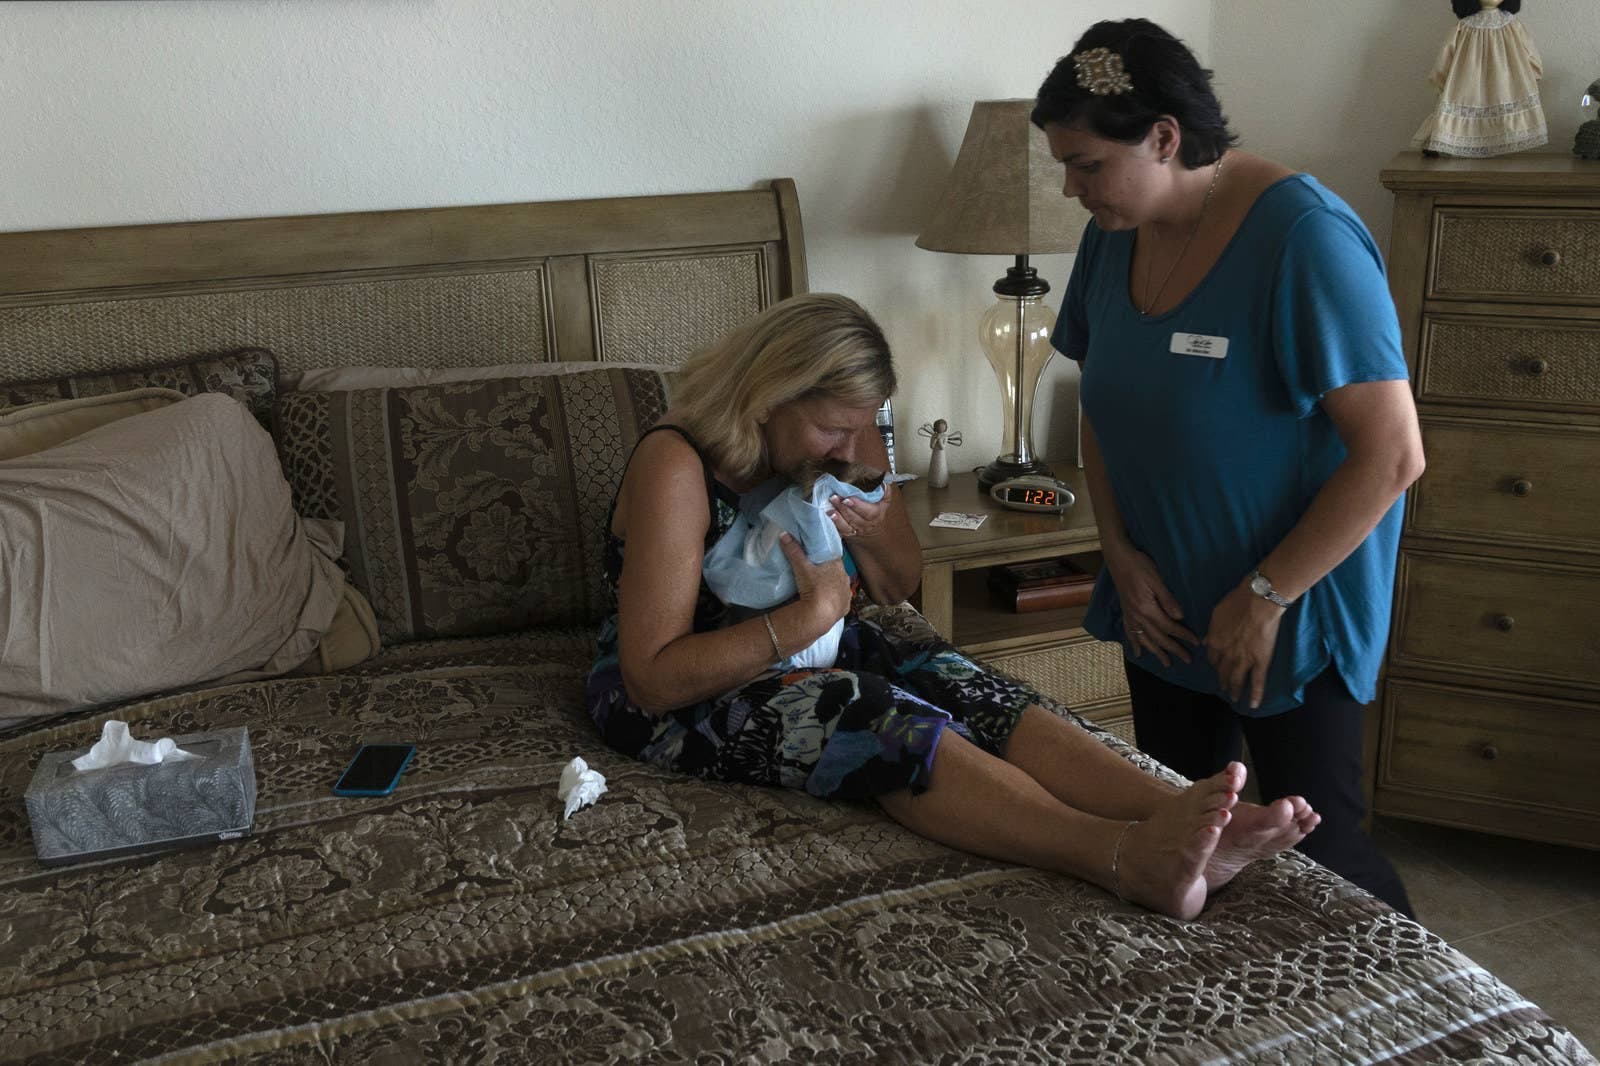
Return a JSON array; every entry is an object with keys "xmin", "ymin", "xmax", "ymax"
[{"xmin": 1019, "ymin": 488, "xmax": 1057, "ymax": 506}]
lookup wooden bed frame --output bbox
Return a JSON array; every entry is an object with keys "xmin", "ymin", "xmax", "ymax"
[
  {"xmin": 0, "ymin": 181, "xmax": 806, "ymax": 380},
  {"xmin": 2, "ymin": 182, "xmax": 1593, "ymax": 1065}
]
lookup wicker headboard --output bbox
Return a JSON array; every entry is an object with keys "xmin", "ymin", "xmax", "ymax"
[{"xmin": 0, "ymin": 181, "xmax": 807, "ymax": 380}]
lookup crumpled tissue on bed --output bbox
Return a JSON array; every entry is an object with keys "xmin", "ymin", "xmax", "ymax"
[{"xmin": 558, "ymin": 757, "xmax": 607, "ymax": 820}]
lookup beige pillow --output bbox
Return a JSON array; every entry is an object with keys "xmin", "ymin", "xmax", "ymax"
[
  {"xmin": 0, "ymin": 395, "xmax": 348, "ymax": 719},
  {"xmin": 294, "ymin": 586, "xmax": 381, "ymax": 675},
  {"xmin": 0, "ymin": 388, "xmax": 187, "ymax": 462}
]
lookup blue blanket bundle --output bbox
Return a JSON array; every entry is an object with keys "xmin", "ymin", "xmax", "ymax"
[{"xmin": 703, "ymin": 470, "xmax": 886, "ymax": 668}]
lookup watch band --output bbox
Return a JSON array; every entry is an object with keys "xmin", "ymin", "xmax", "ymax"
[{"xmin": 1251, "ymin": 570, "xmax": 1294, "ymax": 608}]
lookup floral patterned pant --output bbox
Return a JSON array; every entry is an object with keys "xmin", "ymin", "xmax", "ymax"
[{"xmin": 587, "ymin": 615, "xmax": 1036, "ymax": 800}]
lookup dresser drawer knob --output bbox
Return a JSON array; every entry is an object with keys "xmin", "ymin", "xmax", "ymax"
[
  {"xmin": 1481, "ymin": 743, "xmax": 1500, "ymax": 761},
  {"xmin": 1526, "ymin": 357, "xmax": 1549, "ymax": 377},
  {"xmin": 1539, "ymin": 249, "xmax": 1563, "ymax": 268},
  {"xmin": 1493, "ymin": 614, "xmax": 1516, "ymax": 632},
  {"xmin": 1511, "ymin": 478, "xmax": 1534, "ymax": 497}
]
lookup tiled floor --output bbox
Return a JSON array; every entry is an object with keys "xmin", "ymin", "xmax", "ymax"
[{"xmin": 1374, "ymin": 815, "xmax": 1600, "ymax": 1053}]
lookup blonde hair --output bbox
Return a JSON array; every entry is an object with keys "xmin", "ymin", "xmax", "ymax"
[{"xmin": 671, "ymin": 293, "xmax": 895, "ymax": 481}]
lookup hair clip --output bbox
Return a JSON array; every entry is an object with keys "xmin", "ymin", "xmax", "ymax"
[{"xmin": 1073, "ymin": 47, "xmax": 1134, "ymax": 96}]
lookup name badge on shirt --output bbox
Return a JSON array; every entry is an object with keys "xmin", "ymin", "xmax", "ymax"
[{"xmin": 1170, "ymin": 332, "xmax": 1229, "ymax": 360}]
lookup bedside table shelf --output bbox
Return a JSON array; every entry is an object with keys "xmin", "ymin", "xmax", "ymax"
[
  {"xmin": 902, "ymin": 469, "xmax": 1133, "ymax": 741},
  {"xmin": 951, "ymin": 567, "xmax": 1091, "ymax": 652}
]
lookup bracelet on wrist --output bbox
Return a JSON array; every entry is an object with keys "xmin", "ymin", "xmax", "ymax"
[{"xmin": 762, "ymin": 612, "xmax": 786, "ymax": 661}]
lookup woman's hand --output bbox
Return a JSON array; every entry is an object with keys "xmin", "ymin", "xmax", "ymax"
[
  {"xmin": 1204, "ymin": 581, "xmax": 1285, "ymax": 709},
  {"xmin": 778, "ymin": 532, "xmax": 852, "ymax": 632},
  {"xmin": 825, "ymin": 484, "xmax": 922, "ymax": 604},
  {"xmin": 827, "ymin": 485, "xmax": 892, "ymax": 541},
  {"xmin": 1103, "ymin": 545, "xmax": 1197, "ymax": 668}
]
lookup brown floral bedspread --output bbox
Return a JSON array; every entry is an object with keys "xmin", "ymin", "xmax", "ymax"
[{"xmin": 1, "ymin": 626, "xmax": 1593, "ymax": 1065}]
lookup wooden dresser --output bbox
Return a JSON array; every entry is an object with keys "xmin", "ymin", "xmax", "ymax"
[{"xmin": 1379, "ymin": 153, "xmax": 1600, "ymax": 849}]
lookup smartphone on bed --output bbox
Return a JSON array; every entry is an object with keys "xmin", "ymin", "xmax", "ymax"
[{"xmin": 333, "ymin": 743, "xmax": 416, "ymax": 797}]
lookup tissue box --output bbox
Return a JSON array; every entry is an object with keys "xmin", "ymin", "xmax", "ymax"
[{"xmin": 25, "ymin": 725, "xmax": 256, "ymax": 866}]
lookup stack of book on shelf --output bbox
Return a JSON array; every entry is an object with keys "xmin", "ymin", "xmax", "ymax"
[{"xmin": 988, "ymin": 557, "xmax": 1096, "ymax": 613}]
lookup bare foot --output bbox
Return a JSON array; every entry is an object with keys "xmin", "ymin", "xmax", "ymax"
[
  {"xmin": 1204, "ymin": 767, "xmax": 1321, "ymax": 892},
  {"xmin": 1113, "ymin": 768, "xmax": 1241, "ymax": 920}
]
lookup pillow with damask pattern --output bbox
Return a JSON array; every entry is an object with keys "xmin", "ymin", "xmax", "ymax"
[{"xmin": 273, "ymin": 366, "xmax": 672, "ymax": 644}]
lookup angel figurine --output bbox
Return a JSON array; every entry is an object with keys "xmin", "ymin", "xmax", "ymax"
[
  {"xmin": 1412, "ymin": 0, "xmax": 1547, "ymax": 158},
  {"xmin": 917, "ymin": 419, "xmax": 962, "ymax": 489}
]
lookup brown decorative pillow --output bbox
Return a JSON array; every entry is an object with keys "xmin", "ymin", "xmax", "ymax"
[
  {"xmin": 0, "ymin": 347, "xmax": 279, "ymax": 429},
  {"xmin": 274, "ymin": 367, "xmax": 672, "ymax": 644}
]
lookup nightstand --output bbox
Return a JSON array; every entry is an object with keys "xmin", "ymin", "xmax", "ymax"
[{"xmin": 900, "ymin": 469, "xmax": 1133, "ymax": 741}]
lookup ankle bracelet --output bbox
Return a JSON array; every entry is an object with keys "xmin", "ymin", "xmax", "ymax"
[{"xmin": 1111, "ymin": 820, "xmax": 1138, "ymax": 901}]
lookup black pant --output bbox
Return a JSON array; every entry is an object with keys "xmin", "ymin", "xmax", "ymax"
[{"xmin": 1125, "ymin": 662, "xmax": 1414, "ymax": 917}]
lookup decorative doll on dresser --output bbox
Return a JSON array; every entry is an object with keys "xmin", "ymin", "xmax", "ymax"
[{"xmin": 1413, "ymin": 0, "xmax": 1547, "ymax": 157}]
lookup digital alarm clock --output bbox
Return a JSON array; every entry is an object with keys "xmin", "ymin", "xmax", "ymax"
[{"xmin": 989, "ymin": 475, "xmax": 1077, "ymax": 514}]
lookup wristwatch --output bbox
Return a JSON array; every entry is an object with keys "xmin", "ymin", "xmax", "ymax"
[{"xmin": 1249, "ymin": 570, "xmax": 1295, "ymax": 608}]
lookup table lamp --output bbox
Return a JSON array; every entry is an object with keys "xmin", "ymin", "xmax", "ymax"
[
  {"xmin": 1575, "ymin": 79, "xmax": 1600, "ymax": 159},
  {"xmin": 916, "ymin": 99, "xmax": 1091, "ymax": 490}
]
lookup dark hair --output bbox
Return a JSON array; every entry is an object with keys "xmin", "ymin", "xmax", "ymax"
[
  {"xmin": 1452, "ymin": 0, "xmax": 1519, "ymax": 16},
  {"xmin": 1030, "ymin": 19, "xmax": 1237, "ymax": 168}
]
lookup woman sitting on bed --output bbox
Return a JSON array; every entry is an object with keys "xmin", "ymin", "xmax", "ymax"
[{"xmin": 585, "ymin": 293, "xmax": 1319, "ymax": 920}]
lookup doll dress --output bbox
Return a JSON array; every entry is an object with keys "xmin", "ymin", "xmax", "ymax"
[{"xmin": 1411, "ymin": 8, "xmax": 1547, "ymax": 157}]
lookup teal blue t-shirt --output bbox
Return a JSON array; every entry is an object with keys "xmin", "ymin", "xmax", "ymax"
[{"xmin": 1053, "ymin": 174, "xmax": 1409, "ymax": 715}]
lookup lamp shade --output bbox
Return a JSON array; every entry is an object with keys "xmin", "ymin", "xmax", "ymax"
[{"xmin": 916, "ymin": 99, "xmax": 1091, "ymax": 255}]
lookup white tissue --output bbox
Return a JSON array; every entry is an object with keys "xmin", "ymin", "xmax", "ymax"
[
  {"xmin": 558, "ymin": 757, "xmax": 607, "ymax": 820},
  {"xmin": 71, "ymin": 720, "xmax": 195, "ymax": 771}
]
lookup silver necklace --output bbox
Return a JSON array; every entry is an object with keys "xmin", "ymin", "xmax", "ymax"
[{"xmin": 1139, "ymin": 155, "xmax": 1225, "ymax": 317}]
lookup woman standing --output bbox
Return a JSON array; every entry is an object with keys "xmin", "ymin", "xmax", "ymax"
[{"xmin": 1037, "ymin": 20, "xmax": 1424, "ymax": 914}]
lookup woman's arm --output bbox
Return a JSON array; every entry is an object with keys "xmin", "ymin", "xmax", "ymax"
[
  {"xmin": 1206, "ymin": 378, "xmax": 1425, "ymax": 706},
  {"xmin": 1082, "ymin": 413, "xmax": 1197, "ymax": 666},
  {"xmin": 616, "ymin": 433, "xmax": 851, "ymax": 714},
  {"xmin": 1250, "ymin": 379, "xmax": 1423, "ymax": 600},
  {"xmin": 827, "ymin": 425, "xmax": 922, "ymax": 604},
  {"xmin": 1080, "ymin": 412, "xmax": 1132, "ymax": 557}
]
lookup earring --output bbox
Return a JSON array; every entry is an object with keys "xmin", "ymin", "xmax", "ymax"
[{"xmin": 1159, "ymin": 155, "xmax": 1171, "ymax": 165}]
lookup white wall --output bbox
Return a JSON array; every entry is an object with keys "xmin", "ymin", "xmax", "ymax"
[
  {"xmin": 1211, "ymin": 0, "xmax": 1600, "ymax": 248},
  {"xmin": 0, "ymin": 0, "xmax": 1208, "ymax": 477},
  {"xmin": 7, "ymin": 1, "xmax": 1598, "ymax": 474}
]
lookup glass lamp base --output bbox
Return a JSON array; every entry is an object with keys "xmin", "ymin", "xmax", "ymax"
[{"xmin": 976, "ymin": 454, "xmax": 1052, "ymax": 492}]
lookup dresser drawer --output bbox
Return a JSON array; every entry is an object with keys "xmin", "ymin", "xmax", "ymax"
[
  {"xmin": 1419, "ymin": 315, "xmax": 1600, "ymax": 411},
  {"xmin": 1431, "ymin": 208, "xmax": 1600, "ymax": 303},
  {"xmin": 1411, "ymin": 419, "xmax": 1600, "ymax": 552},
  {"xmin": 1382, "ymin": 679, "xmax": 1600, "ymax": 817},
  {"xmin": 981, "ymin": 634, "xmax": 1128, "ymax": 712},
  {"xmin": 1393, "ymin": 551, "xmax": 1600, "ymax": 688}
]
